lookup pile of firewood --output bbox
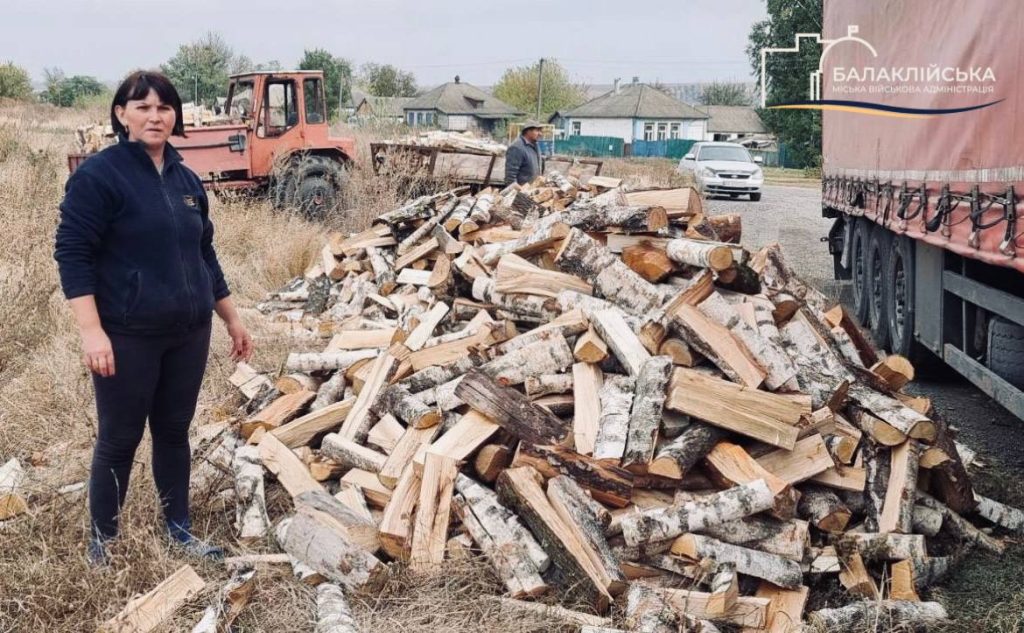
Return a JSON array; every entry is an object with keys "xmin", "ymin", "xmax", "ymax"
[
  {"xmin": 73, "ymin": 173, "xmax": 1024, "ymax": 631},
  {"xmin": 387, "ymin": 129, "xmax": 509, "ymax": 154}
]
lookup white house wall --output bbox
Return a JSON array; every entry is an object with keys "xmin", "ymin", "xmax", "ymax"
[
  {"xmin": 568, "ymin": 118, "xmax": 634, "ymax": 142},
  {"xmin": 631, "ymin": 119, "xmax": 706, "ymax": 142}
]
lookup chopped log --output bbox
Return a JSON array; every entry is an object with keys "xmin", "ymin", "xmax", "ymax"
[
  {"xmin": 409, "ymin": 452, "xmax": 459, "ymax": 569},
  {"xmin": 742, "ymin": 583, "xmax": 809, "ymax": 633},
  {"xmin": 671, "ymin": 533, "xmax": 804, "ymax": 588},
  {"xmin": 654, "ymin": 586, "xmax": 769, "ymax": 628},
  {"xmin": 524, "ymin": 373, "xmax": 574, "ymax": 397},
  {"xmin": 472, "ymin": 276, "xmax": 560, "ymax": 320},
  {"xmin": 393, "ymin": 237, "xmax": 438, "ymax": 271},
  {"xmin": 916, "ymin": 491, "xmax": 1005, "ymax": 554},
  {"xmin": 496, "ymin": 467, "xmax": 613, "ymax": 611},
  {"xmin": 593, "ymin": 375, "xmax": 635, "ymax": 462},
  {"xmin": 379, "ymin": 424, "xmax": 441, "ymax": 488},
  {"xmin": 699, "ymin": 292, "xmax": 796, "ymax": 390},
  {"xmin": 513, "ymin": 443, "xmax": 634, "ymax": 508},
  {"xmin": 625, "ymin": 583, "xmax": 693, "ymax": 633},
  {"xmin": 229, "ymin": 362, "xmax": 273, "ymax": 400},
  {"xmin": 311, "ymin": 373, "xmax": 348, "ymax": 412},
  {"xmin": 623, "ymin": 356, "xmax": 673, "ymax": 468},
  {"xmin": 974, "ymin": 493, "xmax": 1024, "ymax": 532},
  {"xmin": 622, "ymin": 242, "xmax": 676, "ymax": 283},
  {"xmin": 364, "ymin": 245, "xmax": 396, "ymax": 295},
  {"xmin": 454, "ymin": 370, "xmax": 568, "ymax": 445},
  {"xmin": 397, "ymin": 197, "xmax": 456, "ymax": 255},
  {"xmin": 285, "ymin": 349, "xmax": 378, "ymax": 373},
  {"xmin": 836, "ymin": 532, "xmax": 927, "ymax": 561},
  {"xmin": 879, "ymin": 440, "xmax": 921, "ymax": 533},
  {"xmin": 848, "ymin": 384, "xmax": 936, "ymax": 442},
  {"xmin": 563, "ymin": 201, "xmax": 668, "ymax": 233},
  {"xmin": 456, "ymin": 473, "xmax": 550, "ymax": 573},
  {"xmin": 257, "ymin": 433, "xmax": 322, "ymax": 499},
  {"xmin": 624, "ymin": 187, "xmax": 703, "ymax": 219},
  {"xmin": 241, "ymin": 390, "xmax": 316, "ymax": 438},
  {"xmin": 315, "ymin": 583, "xmax": 359, "ymax": 633},
  {"xmin": 779, "ymin": 315, "xmax": 851, "ymax": 409},
  {"xmin": 0, "ymin": 458, "xmax": 28, "ymax": 520},
  {"xmin": 572, "ymin": 363, "xmax": 604, "ymax": 456},
  {"xmin": 415, "ymin": 410, "xmax": 499, "ymax": 472},
  {"xmin": 658, "ymin": 337, "xmax": 697, "ymax": 366},
  {"xmin": 755, "ymin": 434, "xmax": 834, "ymax": 485},
  {"xmin": 233, "ymin": 445, "xmax": 269, "ymax": 540},
  {"xmin": 474, "ymin": 443, "xmax": 512, "ymax": 482},
  {"xmin": 320, "ymin": 434, "xmax": 387, "ymax": 473},
  {"xmin": 665, "ymin": 238, "xmax": 734, "ymax": 271},
  {"xmin": 620, "ymin": 479, "xmax": 776, "ymax": 547},
  {"xmin": 333, "ymin": 484, "xmax": 373, "ymax": 523},
  {"xmin": 378, "ymin": 464, "xmax": 422, "ymax": 560},
  {"xmin": 797, "ymin": 485, "xmax": 851, "ymax": 533},
  {"xmin": 810, "ymin": 464, "xmax": 867, "ymax": 492},
  {"xmin": 339, "ymin": 352, "xmax": 400, "ymax": 442},
  {"xmin": 671, "ymin": 302, "xmax": 766, "ymax": 388},
  {"xmin": 190, "ymin": 569, "xmax": 256, "ymax": 633},
  {"xmin": 341, "ymin": 469, "xmax": 393, "ymax": 508},
  {"xmin": 272, "ymin": 397, "xmax": 354, "ymax": 448},
  {"xmin": 667, "ymin": 368, "xmax": 804, "ymax": 450},
  {"xmin": 575, "ymin": 327, "xmax": 610, "ymax": 363},
  {"xmin": 823, "ymin": 303, "xmax": 879, "ymax": 367},
  {"xmin": 890, "ymin": 559, "xmax": 920, "ymax": 602},
  {"xmin": 848, "ymin": 406, "xmax": 906, "ymax": 447},
  {"xmin": 99, "ymin": 565, "xmax": 205, "ymax": 633},
  {"xmin": 367, "ymin": 414, "xmax": 403, "ymax": 453},
  {"xmin": 293, "ymin": 489, "xmax": 379, "ymax": 553},
  {"xmin": 649, "ymin": 423, "xmax": 727, "ymax": 479},
  {"xmin": 590, "ymin": 308, "xmax": 651, "ymax": 376},
  {"xmin": 698, "ymin": 515, "xmax": 809, "ymax": 561},
  {"xmin": 930, "ymin": 421, "xmax": 977, "ymax": 514},
  {"xmin": 870, "ymin": 355, "xmax": 915, "ymax": 391},
  {"xmin": 911, "ymin": 504, "xmax": 944, "ymax": 536},
  {"xmin": 705, "ymin": 441, "xmax": 799, "ymax": 519},
  {"xmin": 377, "ymin": 383, "xmax": 440, "ymax": 429},
  {"xmin": 495, "ymin": 253, "xmax": 592, "ymax": 297},
  {"xmin": 280, "ymin": 506, "xmax": 383, "ymax": 588},
  {"xmin": 547, "ymin": 475, "xmax": 626, "ymax": 594},
  {"xmin": 837, "ymin": 552, "xmax": 878, "ymax": 599},
  {"xmin": 706, "ymin": 563, "xmax": 738, "ymax": 618},
  {"xmin": 805, "ymin": 600, "xmax": 948, "ymax": 632},
  {"xmin": 555, "ymin": 227, "xmax": 668, "ymax": 316}
]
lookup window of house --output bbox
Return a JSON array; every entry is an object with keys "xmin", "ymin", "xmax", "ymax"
[
  {"xmin": 407, "ymin": 112, "xmax": 415, "ymax": 126},
  {"xmin": 258, "ymin": 79, "xmax": 297, "ymax": 138},
  {"xmin": 643, "ymin": 122, "xmax": 655, "ymax": 141},
  {"xmin": 303, "ymin": 77, "xmax": 326, "ymax": 124},
  {"xmin": 571, "ymin": 121, "xmax": 581, "ymax": 136},
  {"xmin": 425, "ymin": 112, "xmax": 434, "ymax": 125},
  {"xmin": 657, "ymin": 122, "xmax": 668, "ymax": 141},
  {"xmin": 670, "ymin": 123, "xmax": 680, "ymax": 139}
]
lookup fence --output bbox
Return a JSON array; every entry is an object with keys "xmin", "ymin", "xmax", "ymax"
[
  {"xmin": 630, "ymin": 139, "xmax": 698, "ymax": 160},
  {"xmin": 553, "ymin": 136, "xmax": 624, "ymax": 158}
]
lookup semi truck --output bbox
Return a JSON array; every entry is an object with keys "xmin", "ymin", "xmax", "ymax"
[{"xmin": 821, "ymin": 0, "xmax": 1024, "ymax": 418}]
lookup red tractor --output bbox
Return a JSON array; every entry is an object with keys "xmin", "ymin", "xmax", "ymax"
[{"xmin": 69, "ymin": 70, "xmax": 355, "ymax": 216}]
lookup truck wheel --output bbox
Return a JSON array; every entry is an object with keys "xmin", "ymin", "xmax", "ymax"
[
  {"xmin": 987, "ymin": 317, "xmax": 1024, "ymax": 389},
  {"xmin": 294, "ymin": 175, "xmax": 337, "ymax": 220},
  {"xmin": 850, "ymin": 218, "xmax": 872, "ymax": 324},
  {"xmin": 885, "ymin": 234, "xmax": 916, "ymax": 358},
  {"xmin": 866, "ymin": 224, "xmax": 892, "ymax": 349}
]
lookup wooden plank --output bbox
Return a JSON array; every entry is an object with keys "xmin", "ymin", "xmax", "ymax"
[
  {"xmin": 755, "ymin": 434, "xmax": 834, "ymax": 485},
  {"xmin": 572, "ymin": 362, "xmax": 604, "ymax": 455},
  {"xmin": 271, "ymin": 397, "xmax": 355, "ymax": 448},
  {"xmin": 99, "ymin": 565, "xmax": 205, "ymax": 633}
]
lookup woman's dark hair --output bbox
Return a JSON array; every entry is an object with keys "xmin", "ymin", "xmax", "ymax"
[{"xmin": 110, "ymin": 71, "xmax": 186, "ymax": 138}]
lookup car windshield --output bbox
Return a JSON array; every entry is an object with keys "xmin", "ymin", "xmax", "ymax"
[{"xmin": 698, "ymin": 146, "xmax": 752, "ymax": 163}]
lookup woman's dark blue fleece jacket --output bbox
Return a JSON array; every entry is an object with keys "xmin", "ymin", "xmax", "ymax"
[{"xmin": 54, "ymin": 137, "xmax": 230, "ymax": 336}]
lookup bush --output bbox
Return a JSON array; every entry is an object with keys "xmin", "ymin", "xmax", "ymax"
[{"xmin": 0, "ymin": 62, "xmax": 33, "ymax": 100}]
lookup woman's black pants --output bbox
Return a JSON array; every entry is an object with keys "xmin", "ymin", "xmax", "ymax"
[{"xmin": 89, "ymin": 321, "xmax": 212, "ymax": 539}]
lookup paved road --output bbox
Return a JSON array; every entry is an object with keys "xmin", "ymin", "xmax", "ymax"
[{"xmin": 706, "ymin": 185, "xmax": 1024, "ymax": 469}]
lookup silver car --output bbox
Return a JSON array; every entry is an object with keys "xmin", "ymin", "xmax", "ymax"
[{"xmin": 677, "ymin": 141, "xmax": 764, "ymax": 201}]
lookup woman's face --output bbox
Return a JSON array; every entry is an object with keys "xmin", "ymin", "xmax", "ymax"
[{"xmin": 115, "ymin": 89, "xmax": 175, "ymax": 150}]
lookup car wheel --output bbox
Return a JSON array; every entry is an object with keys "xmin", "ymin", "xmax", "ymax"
[
  {"xmin": 866, "ymin": 224, "xmax": 893, "ymax": 349},
  {"xmin": 850, "ymin": 218, "xmax": 871, "ymax": 324},
  {"xmin": 750, "ymin": 192, "xmax": 762, "ymax": 201}
]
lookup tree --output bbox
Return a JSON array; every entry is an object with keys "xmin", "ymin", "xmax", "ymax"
[
  {"xmin": 747, "ymin": 0, "xmax": 822, "ymax": 167},
  {"xmin": 40, "ymin": 68, "xmax": 107, "ymax": 107},
  {"xmin": 700, "ymin": 82, "xmax": 752, "ymax": 106},
  {"xmin": 298, "ymin": 48, "xmax": 353, "ymax": 117},
  {"xmin": 358, "ymin": 63, "xmax": 416, "ymax": 97},
  {"xmin": 161, "ymin": 32, "xmax": 241, "ymax": 106},
  {"xmin": 493, "ymin": 59, "xmax": 587, "ymax": 120},
  {"xmin": 0, "ymin": 62, "xmax": 33, "ymax": 100}
]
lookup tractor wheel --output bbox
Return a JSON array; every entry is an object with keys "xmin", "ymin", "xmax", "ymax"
[
  {"xmin": 294, "ymin": 175, "xmax": 337, "ymax": 220},
  {"xmin": 866, "ymin": 224, "xmax": 893, "ymax": 350},
  {"xmin": 850, "ymin": 217, "xmax": 871, "ymax": 325},
  {"xmin": 274, "ymin": 155, "xmax": 348, "ymax": 218}
]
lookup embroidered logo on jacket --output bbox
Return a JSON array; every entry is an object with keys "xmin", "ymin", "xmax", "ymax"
[{"xmin": 183, "ymin": 195, "xmax": 199, "ymax": 208}]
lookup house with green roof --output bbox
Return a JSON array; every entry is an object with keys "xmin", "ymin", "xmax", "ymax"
[{"xmin": 403, "ymin": 76, "xmax": 522, "ymax": 134}]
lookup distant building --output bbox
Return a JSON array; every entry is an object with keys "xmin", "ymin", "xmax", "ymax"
[
  {"xmin": 551, "ymin": 79, "xmax": 709, "ymax": 145},
  {"xmin": 699, "ymin": 105, "xmax": 767, "ymax": 142},
  {"xmin": 403, "ymin": 76, "xmax": 521, "ymax": 133},
  {"xmin": 353, "ymin": 95, "xmax": 414, "ymax": 124}
]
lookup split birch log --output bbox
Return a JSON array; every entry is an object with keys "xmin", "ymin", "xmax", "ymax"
[
  {"xmin": 622, "ymin": 243, "xmax": 676, "ymax": 283},
  {"xmin": 241, "ymin": 390, "xmax": 317, "ymax": 438},
  {"xmin": 625, "ymin": 583, "xmax": 721, "ymax": 633},
  {"xmin": 563, "ymin": 202, "xmax": 669, "ymax": 233},
  {"xmin": 547, "ymin": 475, "xmax": 626, "ymax": 595},
  {"xmin": 707, "ymin": 563, "xmax": 738, "ymax": 617},
  {"xmin": 974, "ymin": 493, "xmax": 1024, "ymax": 532},
  {"xmin": 797, "ymin": 485, "xmax": 851, "ymax": 533},
  {"xmin": 0, "ymin": 458, "xmax": 28, "ymax": 520},
  {"xmin": 311, "ymin": 372, "xmax": 348, "ymax": 411},
  {"xmin": 699, "ymin": 292, "xmax": 796, "ymax": 390},
  {"xmin": 649, "ymin": 423, "xmax": 728, "ymax": 479},
  {"xmin": 930, "ymin": 421, "xmax": 977, "ymax": 513},
  {"xmin": 779, "ymin": 316, "xmax": 850, "ymax": 409},
  {"xmin": 455, "ymin": 474, "xmax": 549, "ymax": 571},
  {"xmin": 233, "ymin": 445, "xmax": 269, "ymax": 540},
  {"xmin": 315, "ymin": 583, "xmax": 359, "ymax": 633},
  {"xmin": 397, "ymin": 197, "xmax": 456, "ymax": 255},
  {"xmin": 285, "ymin": 349, "xmax": 379, "ymax": 373},
  {"xmin": 364, "ymin": 246, "xmax": 395, "ymax": 295},
  {"xmin": 472, "ymin": 276, "xmax": 560, "ymax": 321},
  {"xmin": 698, "ymin": 515, "xmax": 809, "ymax": 561},
  {"xmin": 590, "ymin": 308, "xmax": 652, "ymax": 376},
  {"xmin": 835, "ymin": 532, "xmax": 927, "ymax": 561},
  {"xmin": 555, "ymin": 227, "xmax": 668, "ymax": 316},
  {"xmin": 746, "ymin": 583, "xmax": 809, "ymax": 633},
  {"xmin": 494, "ymin": 253, "xmax": 593, "ymax": 297},
  {"xmin": 654, "ymin": 586, "xmax": 768, "ymax": 628},
  {"xmin": 620, "ymin": 478, "xmax": 775, "ymax": 546},
  {"xmin": 453, "ymin": 370, "xmax": 569, "ymax": 445},
  {"xmin": 623, "ymin": 356, "xmax": 673, "ymax": 468},
  {"xmin": 593, "ymin": 375, "xmax": 635, "ymax": 462},
  {"xmin": 665, "ymin": 237, "xmax": 734, "ymax": 271},
  {"xmin": 409, "ymin": 452, "xmax": 459, "ymax": 569},
  {"xmin": 524, "ymin": 373, "xmax": 574, "ymax": 397},
  {"xmin": 848, "ymin": 384, "xmax": 936, "ymax": 442},
  {"xmin": 478, "ymin": 212, "xmax": 570, "ymax": 265},
  {"xmin": 512, "ymin": 443, "xmax": 634, "ymax": 509},
  {"xmin": 444, "ymin": 195, "xmax": 475, "ymax": 231},
  {"xmin": 377, "ymin": 384, "xmax": 441, "ymax": 429},
  {"xmin": 99, "ymin": 565, "xmax": 205, "ymax": 633},
  {"xmin": 889, "ymin": 559, "xmax": 920, "ymax": 602},
  {"xmin": 837, "ymin": 551, "xmax": 878, "ymax": 599},
  {"xmin": 671, "ymin": 534, "xmax": 804, "ymax": 589},
  {"xmin": 669, "ymin": 303, "xmax": 766, "ymax": 389},
  {"xmin": 805, "ymin": 600, "xmax": 948, "ymax": 632},
  {"xmin": 911, "ymin": 504, "xmax": 944, "ymax": 536},
  {"xmin": 320, "ymin": 434, "xmax": 387, "ymax": 473},
  {"xmin": 281, "ymin": 506, "xmax": 383, "ymax": 589},
  {"xmin": 878, "ymin": 440, "xmax": 921, "ymax": 533},
  {"xmin": 915, "ymin": 491, "xmax": 1005, "ymax": 554},
  {"xmin": 190, "ymin": 569, "xmax": 255, "ymax": 633},
  {"xmin": 575, "ymin": 327, "xmax": 610, "ymax": 363},
  {"xmin": 704, "ymin": 441, "xmax": 800, "ymax": 520}
]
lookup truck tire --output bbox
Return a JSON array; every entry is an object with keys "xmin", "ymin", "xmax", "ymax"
[
  {"xmin": 866, "ymin": 224, "xmax": 892, "ymax": 349},
  {"xmin": 885, "ymin": 234, "xmax": 916, "ymax": 358},
  {"xmin": 850, "ymin": 217, "xmax": 872, "ymax": 324},
  {"xmin": 294, "ymin": 175, "xmax": 337, "ymax": 220},
  {"xmin": 987, "ymin": 317, "xmax": 1024, "ymax": 389}
]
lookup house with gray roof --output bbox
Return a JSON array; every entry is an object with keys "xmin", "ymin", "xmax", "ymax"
[
  {"xmin": 403, "ymin": 76, "xmax": 521, "ymax": 134},
  {"xmin": 354, "ymin": 95, "xmax": 414, "ymax": 124},
  {"xmin": 698, "ymin": 105, "xmax": 767, "ymax": 142},
  {"xmin": 551, "ymin": 79, "xmax": 709, "ymax": 145}
]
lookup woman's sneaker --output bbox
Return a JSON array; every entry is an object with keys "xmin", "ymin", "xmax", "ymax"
[
  {"xmin": 166, "ymin": 521, "xmax": 224, "ymax": 561},
  {"xmin": 86, "ymin": 536, "xmax": 111, "ymax": 567}
]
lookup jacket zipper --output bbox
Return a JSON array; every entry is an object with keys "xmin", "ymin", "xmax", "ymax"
[{"xmin": 156, "ymin": 164, "xmax": 197, "ymax": 326}]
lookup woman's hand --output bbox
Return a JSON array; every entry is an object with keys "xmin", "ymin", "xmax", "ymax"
[
  {"xmin": 227, "ymin": 319, "xmax": 253, "ymax": 362},
  {"xmin": 81, "ymin": 325, "xmax": 115, "ymax": 377}
]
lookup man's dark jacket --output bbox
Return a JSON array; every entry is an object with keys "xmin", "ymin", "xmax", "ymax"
[
  {"xmin": 504, "ymin": 135, "xmax": 542, "ymax": 185},
  {"xmin": 54, "ymin": 137, "xmax": 230, "ymax": 336}
]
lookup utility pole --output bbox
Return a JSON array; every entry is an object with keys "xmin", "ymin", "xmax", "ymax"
[{"xmin": 535, "ymin": 57, "xmax": 544, "ymax": 121}]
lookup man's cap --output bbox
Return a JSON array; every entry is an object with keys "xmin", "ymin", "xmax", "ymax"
[{"xmin": 520, "ymin": 120, "xmax": 544, "ymax": 132}]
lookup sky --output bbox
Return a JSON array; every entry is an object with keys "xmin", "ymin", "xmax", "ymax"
[{"xmin": 3, "ymin": 0, "xmax": 767, "ymax": 88}]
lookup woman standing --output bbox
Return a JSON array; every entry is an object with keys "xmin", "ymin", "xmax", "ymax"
[{"xmin": 54, "ymin": 71, "xmax": 253, "ymax": 564}]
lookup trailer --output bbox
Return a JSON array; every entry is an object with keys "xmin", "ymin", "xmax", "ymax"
[{"xmin": 821, "ymin": 0, "xmax": 1024, "ymax": 418}]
